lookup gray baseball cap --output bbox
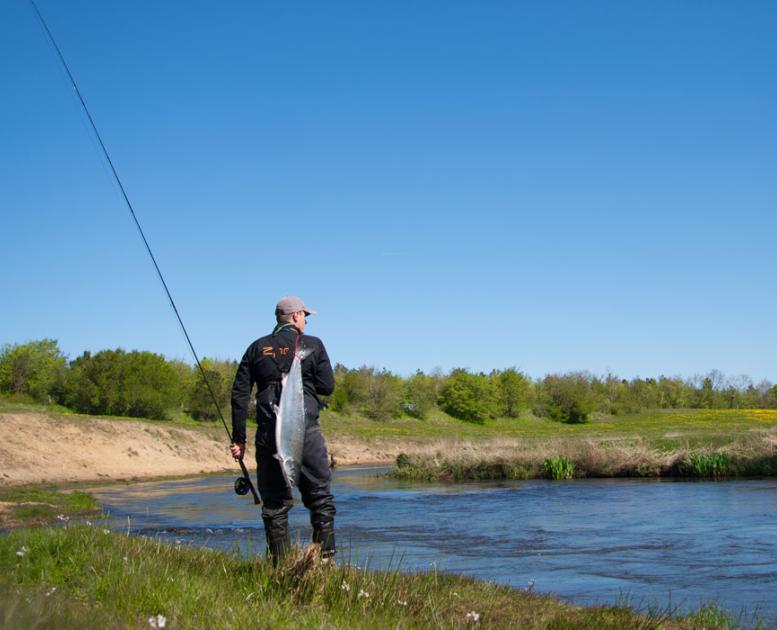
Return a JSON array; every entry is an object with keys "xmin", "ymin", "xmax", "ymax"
[{"xmin": 275, "ymin": 295, "xmax": 317, "ymax": 316}]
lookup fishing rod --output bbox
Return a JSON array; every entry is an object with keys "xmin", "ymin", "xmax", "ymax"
[{"xmin": 29, "ymin": 0, "xmax": 260, "ymax": 505}]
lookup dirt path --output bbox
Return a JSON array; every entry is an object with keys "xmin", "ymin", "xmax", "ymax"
[{"xmin": 0, "ymin": 412, "xmax": 400, "ymax": 486}]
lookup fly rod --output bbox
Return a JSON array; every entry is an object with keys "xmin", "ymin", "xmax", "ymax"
[{"xmin": 29, "ymin": 0, "xmax": 260, "ymax": 505}]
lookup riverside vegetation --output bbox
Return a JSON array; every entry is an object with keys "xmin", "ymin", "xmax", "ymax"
[
  {"xmin": 2, "ymin": 339, "xmax": 776, "ymax": 423},
  {"xmin": 2, "ymin": 338, "xmax": 777, "ymax": 484},
  {"xmin": 0, "ymin": 522, "xmax": 760, "ymax": 629}
]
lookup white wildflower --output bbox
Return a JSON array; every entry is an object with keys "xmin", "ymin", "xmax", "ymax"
[
  {"xmin": 45, "ymin": 587, "xmax": 57, "ymax": 597},
  {"xmin": 466, "ymin": 611, "xmax": 480, "ymax": 623},
  {"xmin": 56, "ymin": 514, "xmax": 69, "ymax": 522},
  {"xmin": 452, "ymin": 591, "xmax": 460, "ymax": 598},
  {"xmin": 147, "ymin": 614, "xmax": 167, "ymax": 628},
  {"xmin": 398, "ymin": 599, "xmax": 408, "ymax": 606},
  {"xmin": 16, "ymin": 546, "xmax": 29, "ymax": 557},
  {"xmin": 85, "ymin": 520, "xmax": 92, "ymax": 526},
  {"xmin": 357, "ymin": 589, "xmax": 369, "ymax": 599},
  {"xmin": 102, "ymin": 529, "xmax": 110, "ymax": 535},
  {"xmin": 340, "ymin": 580, "xmax": 351, "ymax": 592}
]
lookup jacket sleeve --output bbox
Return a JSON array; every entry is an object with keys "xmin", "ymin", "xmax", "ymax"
[
  {"xmin": 231, "ymin": 347, "xmax": 253, "ymax": 444},
  {"xmin": 313, "ymin": 341, "xmax": 335, "ymax": 396}
]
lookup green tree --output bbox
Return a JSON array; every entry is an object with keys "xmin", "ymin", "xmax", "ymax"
[
  {"xmin": 439, "ymin": 368, "xmax": 495, "ymax": 424},
  {"xmin": 328, "ymin": 365, "xmax": 370, "ymax": 414},
  {"xmin": 0, "ymin": 339, "xmax": 67, "ymax": 403},
  {"xmin": 492, "ymin": 368, "xmax": 531, "ymax": 418},
  {"xmin": 362, "ymin": 369, "xmax": 404, "ymax": 420},
  {"xmin": 768, "ymin": 384, "xmax": 777, "ymax": 408},
  {"xmin": 64, "ymin": 349, "xmax": 181, "ymax": 419},
  {"xmin": 186, "ymin": 358, "xmax": 237, "ymax": 421},
  {"xmin": 657, "ymin": 376, "xmax": 689, "ymax": 409},
  {"xmin": 404, "ymin": 370, "xmax": 438, "ymax": 419},
  {"xmin": 539, "ymin": 372, "xmax": 596, "ymax": 423}
]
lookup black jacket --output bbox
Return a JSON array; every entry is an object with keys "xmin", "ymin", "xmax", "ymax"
[{"xmin": 231, "ymin": 325, "xmax": 335, "ymax": 445}]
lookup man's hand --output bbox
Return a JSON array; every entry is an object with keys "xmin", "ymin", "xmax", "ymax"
[{"xmin": 230, "ymin": 442, "xmax": 246, "ymax": 461}]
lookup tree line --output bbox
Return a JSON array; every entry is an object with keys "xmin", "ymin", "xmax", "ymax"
[{"xmin": 1, "ymin": 339, "xmax": 776, "ymax": 423}]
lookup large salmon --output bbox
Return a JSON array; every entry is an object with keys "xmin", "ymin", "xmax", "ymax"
[{"xmin": 273, "ymin": 347, "xmax": 309, "ymax": 487}]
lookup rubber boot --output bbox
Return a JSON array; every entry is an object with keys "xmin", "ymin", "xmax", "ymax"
[
  {"xmin": 263, "ymin": 516, "xmax": 290, "ymax": 565},
  {"xmin": 312, "ymin": 516, "xmax": 336, "ymax": 559}
]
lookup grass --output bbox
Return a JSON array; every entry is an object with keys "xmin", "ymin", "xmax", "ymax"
[
  {"xmin": 335, "ymin": 407, "xmax": 777, "ymax": 482},
  {"xmin": 389, "ymin": 440, "xmax": 777, "ymax": 483},
  {"xmin": 322, "ymin": 407, "xmax": 777, "ymax": 443},
  {"xmin": 0, "ymin": 488, "xmax": 101, "ymax": 529},
  {"xmin": 684, "ymin": 453, "xmax": 734, "ymax": 479},
  {"xmin": 543, "ymin": 456, "xmax": 575, "ymax": 480},
  {"xmin": 0, "ymin": 525, "xmax": 750, "ymax": 629}
]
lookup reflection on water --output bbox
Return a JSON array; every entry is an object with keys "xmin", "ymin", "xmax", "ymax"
[{"xmin": 89, "ymin": 469, "xmax": 777, "ymax": 622}]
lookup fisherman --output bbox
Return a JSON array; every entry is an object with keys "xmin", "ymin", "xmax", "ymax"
[{"xmin": 229, "ymin": 296, "xmax": 336, "ymax": 561}]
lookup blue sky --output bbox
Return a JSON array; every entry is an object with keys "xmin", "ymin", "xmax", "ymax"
[{"xmin": 2, "ymin": 1, "xmax": 775, "ymax": 381}]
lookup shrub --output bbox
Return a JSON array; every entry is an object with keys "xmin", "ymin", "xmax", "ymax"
[
  {"xmin": 403, "ymin": 371, "xmax": 438, "ymax": 419},
  {"xmin": 540, "ymin": 372, "xmax": 596, "ymax": 423},
  {"xmin": 362, "ymin": 369, "xmax": 404, "ymax": 420},
  {"xmin": 186, "ymin": 358, "xmax": 236, "ymax": 421},
  {"xmin": 396, "ymin": 452, "xmax": 411, "ymax": 468},
  {"xmin": 330, "ymin": 365, "xmax": 403, "ymax": 420},
  {"xmin": 438, "ymin": 369, "xmax": 495, "ymax": 424},
  {"xmin": 63, "ymin": 349, "xmax": 181, "ymax": 419},
  {"xmin": 492, "ymin": 368, "xmax": 531, "ymax": 418},
  {"xmin": 0, "ymin": 339, "xmax": 67, "ymax": 403}
]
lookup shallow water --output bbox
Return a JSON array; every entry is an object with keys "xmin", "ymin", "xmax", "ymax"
[{"xmin": 90, "ymin": 469, "xmax": 777, "ymax": 622}]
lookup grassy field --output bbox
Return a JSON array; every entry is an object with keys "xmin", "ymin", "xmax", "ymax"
[
  {"xmin": 321, "ymin": 408, "xmax": 777, "ymax": 481},
  {"xmin": 0, "ymin": 525, "xmax": 753, "ymax": 629},
  {"xmin": 321, "ymin": 407, "xmax": 777, "ymax": 444},
  {"xmin": 5, "ymin": 395, "xmax": 776, "ymax": 447}
]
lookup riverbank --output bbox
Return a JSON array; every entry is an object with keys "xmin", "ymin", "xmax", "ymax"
[
  {"xmin": 390, "ymin": 433, "xmax": 777, "ymax": 481},
  {"xmin": 0, "ymin": 524, "xmax": 738, "ymax": 629},
  {"xmin": 2, "ymin": 406, "xmax": 776, "ymax": 486}
]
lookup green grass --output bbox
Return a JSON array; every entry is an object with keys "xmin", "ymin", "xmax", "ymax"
[
  {"xmin": 322, "ymin": 407, "xmax": 777, "ymax": 444},
  {"xmin": 543, "ymin": 456, "xmax": 575, "ymax": 480},
  {"xmin": 0, "ymin": 488, "xmax": 100, "ymax": 528},
  {"xmin": 0, "ymin": 525, "xmax": 743, "ymax": 629},
  {"xmin": 685, "ymin": 453, "xmax": 734, "ymax": 479}
]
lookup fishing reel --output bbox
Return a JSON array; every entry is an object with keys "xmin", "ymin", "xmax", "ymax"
[{"xmin": 234, "ymin": 476, "xmax": 252, "ymax": 496}]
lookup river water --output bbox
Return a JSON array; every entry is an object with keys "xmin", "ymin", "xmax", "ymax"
[{"xmin": 90, "ymin": 468, "xmax": 777, "ymax": 623}]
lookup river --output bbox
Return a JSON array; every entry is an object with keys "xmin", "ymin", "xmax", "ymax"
[{"xmin": 90, "ymin": 468, "xmax": 777, "ymax": 623}]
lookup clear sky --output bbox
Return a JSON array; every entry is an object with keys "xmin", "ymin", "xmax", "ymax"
[{"xmin": 2, "ymin": 1, "xmax": 775, "ymax": 382}]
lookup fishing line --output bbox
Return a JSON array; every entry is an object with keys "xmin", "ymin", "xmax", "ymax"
[{"xmin": 29, "ymin": 0, "xmax": 260, "ymax": 505}]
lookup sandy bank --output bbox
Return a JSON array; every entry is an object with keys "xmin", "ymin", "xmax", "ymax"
[{"xmin": 0, "ymin": 412, "xmax": 401, "ymax": 486}]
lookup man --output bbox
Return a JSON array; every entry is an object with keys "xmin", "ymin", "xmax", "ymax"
[{"xmin": 230, "ymin": 296, "xmax": 336, "ymax": 561}]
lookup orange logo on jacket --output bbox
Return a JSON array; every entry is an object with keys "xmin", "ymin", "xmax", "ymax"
[{"xmin": 262, "ymin": 346, "xmax": 290, "ymax": 357}]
